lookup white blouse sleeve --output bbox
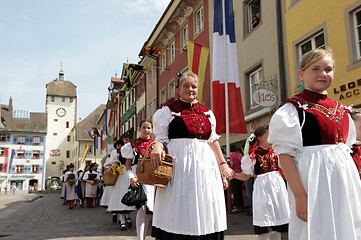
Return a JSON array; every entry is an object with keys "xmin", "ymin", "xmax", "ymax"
[
  {"xmin": 206, "ymin": 110, "xmax": 220, "ymax": 142},
  {"xmin": 152, "ymin": 106, "xmax": 174, "ymax": 143},
  {"xmin": 240, "ymin": 154, "xmax": 255, "ymax": 175},
  {"xmin": 64, "ymin": 172, "xmax": 69, "ymax": 181},
  {"xmin": 104, "ymin": 150, "xmax": 119, "ymax": 167},
  {"xmin": 268, "ymin": 103, "xmax": 303, "ymax": 157},
  {"xmin": 121, "ymin": 142, "xmax": 135, "ymax": 159},
  {"xmin": 83, "ymin": 171, "xmax": 89, "ymax": 180},
  {"xmin": 346, "ymin": 114, "xmax": 357, "ymax": 147}
]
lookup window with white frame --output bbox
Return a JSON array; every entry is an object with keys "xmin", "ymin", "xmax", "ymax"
[
  {"xmin": 246, "ymin": 0, "xmax": 261, "ymax": 32},
  {"xmin": 33, "ymin": 136, "xmax": 41, "ymax": 145},
  {"xmin": 181, "ymin": 25, "xmax": 189, "ymax": 48},
  {"xmin": 31, "ymin": 165, "xmax": 39, "ymax": 173},
  {"xmin": 32, "ymin": 150, "xmax": 40, "ymax": 159},
  {"xmin": 298, "ymin": 32, "xmax": 325, "ymax": 57},
  {"xmin": 16, "ymin": 150, "xmax": 25, "ymax": 158},
  {"xmin": 354, "ymin": 8, "xmax": 361, "ymax": 60},
  {"xmin": 87, "ymin": 145, "xmax": 93, "ymax": 154},
  {"xmin": 195, "ymin": 7, "xmax": 204, "ymax": 35},
  {"xmin": 169, "ymin": 81, "xmax": 175, "ymax": 98},
  {"xmin": 169, "ymin": 41, "xmax": 175, "ymax": 63},
  {"xmin": 16, "ymin": 165, "xmax": 24, "ymax": 173},
  {"xmin": 160, "ymin": 89, "xmax": 166, "ymax": 105},
  {"xmin": 249, "ymin": 67, "xmax": 263, "ymax": 109},
  {"xmin": 161, "ymin": 52, "xmax": 166, "ymax": 71},
  {"xmin": 17, "ymin": 136, "xmax": 25, "ymax": 144},
  {"xmin": 0, "ymin": 148, "xmax": 4, "ymax": 156},
  {"xmin": 0, "ymin": 163, "xmax": 3, "ymax": 172},
  {"xmin": 0, "ymin": 134, "xmax": 9, "ymax": 142},
  {"xmin": 51, "ymin": 96, "xmax": 55, "ymax": 102}
]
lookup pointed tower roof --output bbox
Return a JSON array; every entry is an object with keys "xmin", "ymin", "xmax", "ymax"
[{"xmin": 46, "ymin": 63, "xmax": 77, "ymax": 97}]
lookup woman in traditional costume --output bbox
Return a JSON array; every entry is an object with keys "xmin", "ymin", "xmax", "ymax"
[
  {"xmin": 83, "ymin": 163, "xmax": 100, "ymax": 208},
  {"xmin": 150, "ymin": 71, "xmax": 233, "ymax": 240},
  {"xmin": 64, "ymin": 163, "xmax": 78, "ymax": 209}
]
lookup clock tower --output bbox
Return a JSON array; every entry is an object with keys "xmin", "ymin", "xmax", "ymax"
[{"xmin": 45, "ymin": 64, "xmax": 77, "ymax": 178}]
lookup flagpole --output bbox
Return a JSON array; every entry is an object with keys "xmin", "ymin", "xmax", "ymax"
[
  {"xmin": 221, "ymin": 0, "xmax": 232, "ymax": 214},
  {"xmin": 221, "ymin": 0, "xmax": 230, "ymax": 160}
]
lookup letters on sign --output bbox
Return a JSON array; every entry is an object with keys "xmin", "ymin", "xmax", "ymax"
[{"xmin": 253, "ymin": 89, "xmax": 277, "ymax": 107}]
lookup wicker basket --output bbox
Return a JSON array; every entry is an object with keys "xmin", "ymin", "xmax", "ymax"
[
  {"xmin": 136, "ymin": 154, "xmax": 173, "ymax": 188},
  {"xmin": 103, "ymin": 172, "xmax": 118, "ymax": 186}
]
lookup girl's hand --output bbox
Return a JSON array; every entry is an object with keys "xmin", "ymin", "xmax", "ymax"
[
  {"xmin": 295, "ymin": 194, "xmax": 308, "ymax": 222},
  {"xmin": 130, "ymin": 178, "xmax": 139, "ymax": 188},
  {"xmin": 222, "ymin": 178, "xmax": 229, "ymax": 189}
]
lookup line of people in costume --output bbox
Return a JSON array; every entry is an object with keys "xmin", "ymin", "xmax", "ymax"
[
  {"xmin": 60, "ymin": 162, "xmax": 103, "ymax": 209},
  {"xmin": 60, "ymin": 61, "xmax": 361, "ymax": 240}
]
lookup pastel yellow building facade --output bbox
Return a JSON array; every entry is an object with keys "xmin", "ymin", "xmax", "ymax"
[{"xmin": 284, "ymin": 0, "xmax": 361, "ymax": 107}]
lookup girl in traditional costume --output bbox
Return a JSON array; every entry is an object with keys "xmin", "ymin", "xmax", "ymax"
[
  {"xmin": 268, "ymin": 49, "xmax": 361, "ymax": 239},
  {"xmin": 121, "ymin": 119, "xmax": 155, "ymax": 238},
  {"xmin": 236, "ymin": 125, "xmax": 289, "ymax": 240},
  {"xmin": 107, "ymin": 140, "xmax": 135, "ymax": 230}
]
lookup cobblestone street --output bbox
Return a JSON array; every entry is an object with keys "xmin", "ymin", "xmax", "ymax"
[{"xmin": 0, "ymin": 193, "xmax": 256, "ymax": 240}]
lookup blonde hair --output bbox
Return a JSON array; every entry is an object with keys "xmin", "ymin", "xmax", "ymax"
[
  {"xmin": 177, "ymin": 71, "xmax": 199, "ymax": 88},
  {"xmin": 300, "ymin": 48, "xmax": 334, "ymax": 71}
]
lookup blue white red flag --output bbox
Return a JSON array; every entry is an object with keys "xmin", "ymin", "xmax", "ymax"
[
  {"xmin": 212, "ymin": 0, "xmax": 247, "ymax": 134},
  {"xmin": 95, "ymin": 129, "xmax": 103, "ymax": 150}
]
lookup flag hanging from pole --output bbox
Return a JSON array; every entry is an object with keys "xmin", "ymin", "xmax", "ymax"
[
  {"xmin": 105, "ymin": 109, "xmax": 114, "ymax": 136},
  {"xmin": 95, "ymin": 129, "xmax": 103, "ymax": 150},
  {"xmin": 187, "ymin": 40, "xmax": 210, "ymax": 103},
  {"xmin": 212, "ymin": 0, "xmax": 247, "ymax": 134},
  {"xmin": 81, "ymin": 145, "xmax": 90, "ymax": 162}
]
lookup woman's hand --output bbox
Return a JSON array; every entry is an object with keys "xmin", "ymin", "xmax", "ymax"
[
  {"xmin": 220, "ymin": 164, "xmax": 234, "ymax": 181},
  {"xmin": 150, "ymin": 142, "xmax": 165, "ymax": 167},
  {"xmin": 130, "ymin": 178, "xmax": 139, "ymax": 188},
  {"xmin": 295, "ymin": 194, "xmax": 308, "ymax": 222}
]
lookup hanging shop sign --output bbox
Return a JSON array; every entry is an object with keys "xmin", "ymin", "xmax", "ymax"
[
  {"xmin": 333, "ymin": 79, "xmax": 361, "ymax": 101},
  {"xmin": 253, "ymin": 89, "xmax": 277, "ymax": 107}
]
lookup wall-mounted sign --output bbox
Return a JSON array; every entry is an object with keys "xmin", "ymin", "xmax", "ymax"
[
  {"xmin": 253, "ymin": 89, "xmax": 277, "ymax": 107},
  {"xmin": 333, "ymin": 79, "xmax": 361, "ymax": 101},
  {"xmin": 10, "ymin": 175, "xmax": 36, "ymax": 179}
]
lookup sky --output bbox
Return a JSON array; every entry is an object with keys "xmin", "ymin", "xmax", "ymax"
[{"xmin": 0, "ymin": 0, "xmax": 170, "ymax": 120}]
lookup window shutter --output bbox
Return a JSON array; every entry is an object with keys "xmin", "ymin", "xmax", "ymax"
[
  {"xmin": 13, "ymin": 136, "xmax": 18, "ymax": 144},
  {"xmin": 40, "ymin": 151, "xmax": 44, "ymax": 158}
]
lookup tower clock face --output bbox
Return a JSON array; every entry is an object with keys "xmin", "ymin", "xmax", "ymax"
[{"xmin": 56, "ymin": 107, "xmax": 66, "ymax": 117}]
